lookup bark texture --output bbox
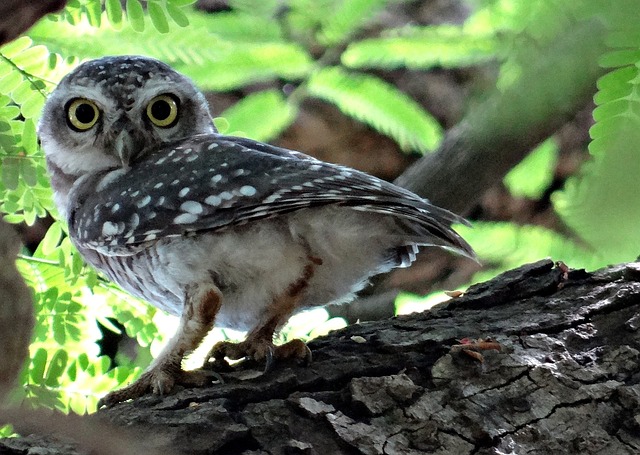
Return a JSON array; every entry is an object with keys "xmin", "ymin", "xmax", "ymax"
[
  {"xmin": 0, "ymin": 220, "xmax": 33, "ymax": 401},
  {"xmin": 3, "ymin": 259, "xmax": 640, "ymax": 454}
]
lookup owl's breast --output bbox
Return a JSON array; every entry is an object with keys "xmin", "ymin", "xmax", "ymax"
[{"xmin": 76, "ymin": 241, "xmax": 185, "ymax": 315}]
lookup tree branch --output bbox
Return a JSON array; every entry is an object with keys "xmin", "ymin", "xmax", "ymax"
[{"xmin": 3, "ymin": 259, "xmax": 640, "ymax": 454}]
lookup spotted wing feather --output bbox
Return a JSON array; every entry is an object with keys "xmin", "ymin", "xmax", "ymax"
[{"xmin": 70, "ymin": 134, "xmax": 473, "ymax": 257}]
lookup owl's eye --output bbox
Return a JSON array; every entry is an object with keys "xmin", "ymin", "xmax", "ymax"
[
  {"xmin": 66, "ymin": 98, "xmax": 100, "ymax": 131},
  {"xmin": 146, "ymin": 94, "xmax": 179, "ymax": 128}
]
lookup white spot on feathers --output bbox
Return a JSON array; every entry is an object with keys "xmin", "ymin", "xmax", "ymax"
[
  {"xmin": 180, "ymin": 201, "xmax": 204, "ymax": 214},
  {"xmin": 239, "ymin": 185, "xmax": 257, "ymax": 197},
  {"xmin": 174, "ymin": 213, "xmax": 198, "ymax": 224}
]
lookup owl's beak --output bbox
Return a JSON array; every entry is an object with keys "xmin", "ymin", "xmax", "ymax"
[{"xmin": 114, "ymin": 129, "xmax": 141, "ymax": 168}]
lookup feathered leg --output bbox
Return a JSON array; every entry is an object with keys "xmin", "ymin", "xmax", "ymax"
[
  {"xmin": 98, "ymin": 285, "xmax": 222, "ymax": 407},
  {"xmin": 208, "ymin": 257, "xmax": 321, "ymax": 369}
]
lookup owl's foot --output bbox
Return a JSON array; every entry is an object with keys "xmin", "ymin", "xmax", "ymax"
[
  {"xmin": 99, "ymin": 285, "xmax": 222, "ymax": 407},
  {"xmin": 97, "ymin": 365, "xmax": 212, "ymax": 408},
  {"xmin": 209, "ymin": 337, "xmax": 312, "ymax": 372},
  {"xmin": 209, "ymin": 257, "xmax": 319, "ymax": 372}
]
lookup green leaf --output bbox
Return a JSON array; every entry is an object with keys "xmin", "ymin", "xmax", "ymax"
[
  {"xmin": 343, "ymin": 25, "xmax": 501, "ymax": 70},
  {"xmin": 168, "ymin": 0, "xmax": 198, "ymax": 6},
  {"xmin": 504, "ymin": 138, "xmax": 558, "ymax": 199},
  {"xmin": 30, "ymin": 348, "xmax": 48, "ymax": 384},
  {"xmin": 148, "ymin": 2, "xmax": 170, "ymax": 33},
  {"xmin": 21, "ymin": 160, "xmax": 38, "ymax": 187},
  {"xmin": 552, "ymin": 41, "xmax": 640, "ymax": 266},
  {"xmin": 185, "ymin": 11, "xmax": 282, "ymax": 42},
  {"xmin": 454, "ymin": 221, "xmax": 597, "ymax": 271},
  {"xmin": 2, "ymin": 157, "xmax": 20, "ymax": 190},
  {"xmin": 0, "ymin": 37, "xmax": 32, "ymax": 58},
  {"xmin": 41, "ymin": 222, "xmax": 63, "ymax": 256},
  {"xmin": 307, "ymin": 67, "xmax": 442, "ymax": 152},
  {"xmin": 87, "ymin": 1, "xmax": 103, "ymax": 27},
  {"xmin": 318, "ymin": 0, "xmax": 388, "ymax": 46},
  {"xmin": 213, "ymin": 117, "xmax": 230, "ymax": 134},
  {"xmin": 220, "ymin": 89, "xmax": 296, "ymax": 142},
  {"xmin": 166, "ymin": 3, "xmax": 190, "ymax": 27},
  {"xmin": 181, "ymin": 43, "xmax": 313, "ymax": 90},
  {"xmin": 22, "ymin": 119, "xmax": 38, "ymax": 154},
  {"xmin": 599, "ymin": 49, "xmax": 640, "ymax": 68},
  {"xmin": 126, "ymin": 0, "xmax": 146, "ymax": 32},
  {"xmin": 44, "ymin": 349, "xmax": 69, "ymax": 386},
  {"xmin": 105, "ymin": 0, "xmax": 123, "ymax": 29},
  {"xmin": 229, "ymin": 0, "xmax": 279, "ymax": 17}
]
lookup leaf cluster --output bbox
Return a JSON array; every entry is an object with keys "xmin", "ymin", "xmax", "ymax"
[{"xmin": 398, "ymin": 0, "xmax": 640, "ymax": 314}]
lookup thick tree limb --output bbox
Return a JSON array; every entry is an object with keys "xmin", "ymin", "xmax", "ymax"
[
  {"xmin": 0, "ymin": 0, "xmax": 66, "ymax": 46},
  {"xmin": 3, "ymin": 259, "xmax": 640, "ymax": 454},
  {"xmin": 0, "ymin": 221, "xmax": 33, "ymax": 401}
]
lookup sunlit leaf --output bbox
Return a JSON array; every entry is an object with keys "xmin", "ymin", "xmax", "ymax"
[
  {"xmin": 126, "ymin": 0, "xmax": 146, "ymax": 32},
  {"xmin": 2, "ymin": 157, "xmax": 20, "ymax": 190},
  {"xmin": 105, "ymin": 0, "xmax": 123, "ymax": 28},
  {"xmin": 219, "ymin": 89, "xmax": 296, "ymax": 142},
  {"xmin": 343, "ymin": 25, "xmax": 501, "ymax": 70},
  {"xmin": 148, "ymin": 2, "xmax": 170, "ymax": 33},
  {"xmin": 504, "ymin": 138, "xmax": 558, "ymax": 199},
  {"xmin": 166, "ymin": 3, "xmax": 190, "ymax": 27},
  {"xmin": 307, "ymin": 67, "xmax": 442, "ymax": 152}
]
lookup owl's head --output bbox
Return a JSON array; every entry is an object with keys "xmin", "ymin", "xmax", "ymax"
[{"xmin": 38, "ymin": 55, "xmax": 216, "ymax": 178}]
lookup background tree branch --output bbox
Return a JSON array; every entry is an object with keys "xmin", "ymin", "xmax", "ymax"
[
  {"xmin": 394, "ymin": 18, "xmax": 607, "ymax": 215},
  {"xmin": 0, "ymin": 0, "xmax": 66, "ymax": 46}
]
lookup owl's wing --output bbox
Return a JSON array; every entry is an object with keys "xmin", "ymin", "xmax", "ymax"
[{"xmin": 70, "ymin": 134, "xmax": 473, "ymax": 257}]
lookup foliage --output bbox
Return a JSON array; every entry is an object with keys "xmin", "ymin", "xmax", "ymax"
[
  {"xmin": 1, "ymin": 0, "xmax": 640, "ymax": 420},
  {"xmin": 398, "ymin": 0, "xmax": 640, "ymax": 315}
]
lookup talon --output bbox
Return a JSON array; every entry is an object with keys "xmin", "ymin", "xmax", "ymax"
[
  {"xmin": 97, "ymin": 362, "xmax": 220, "ymax": 407},
  {"xmin": 263, "ymin": 344, "xmax": 275, "ymax": 374},
  {"xmin": 302, "ymin": 344, "xmax": 312, "ymax": 366}
]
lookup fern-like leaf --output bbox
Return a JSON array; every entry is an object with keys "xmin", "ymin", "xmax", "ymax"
[
  {"xmin": 181, "ymin": 42, "xmax": 313, "ymax": 90},
  {"xmin": 503, "ymin": 138, "xmax": 558, "ymax": 199},
  {"xmin": 343, "ymin": 25, "xmax": 501, "ymax": 70},
  {"xmin": 306, "ymin": 66, "xmax": 442, "ymax": 152},
  {"xmin": 29, "ymin": 18, "xmax": 313, "ymax": 90},
  {"xmin": 219, "ymin": 89, "xmax": 296, "ymax": 142},
  {"xmin": 318, "ymin": 0, "xmax": 389, "ymax": 46},
  {"xmin": 184, "ymin": 10, "xmax": 283, "ymax": 42},
  {"xmin": 553, "ymin": 13, "xmax": 640, "ymax": 266},
  {"xmin": 455, "ymin": 222, "xmax": 598, "ymax": 271}
]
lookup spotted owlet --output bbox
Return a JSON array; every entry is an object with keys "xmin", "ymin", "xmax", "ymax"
[{"xmin": 38, "ymin": 55, "xmax": 474, "ymax": 406}]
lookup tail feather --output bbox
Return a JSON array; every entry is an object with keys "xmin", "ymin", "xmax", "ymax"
[{"xmin": 350, "ymin": 203, "xmax": 476, "ymax": 261}]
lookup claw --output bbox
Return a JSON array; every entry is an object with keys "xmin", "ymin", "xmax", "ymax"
[
  {"xmin": 207, "ymin": 337, "xmax": 312, "ymax": 376},
  {"xmin": 302, "ymin": 343, "xmax": 313, "ymax": 367},
  {"xmin": 263, "ymin": 344, "xmax": 275, "ymax": 374}
]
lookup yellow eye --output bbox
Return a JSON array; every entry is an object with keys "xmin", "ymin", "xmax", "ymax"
[
  {"xmin": 66, "ymin": 98, "xmax": 100, "ymax": 131},
  {"xmin": 146, "ymin": 94, "xmax": 179, "ymax": 127}
]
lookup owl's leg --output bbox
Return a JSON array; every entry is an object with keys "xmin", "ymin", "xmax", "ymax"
[
  {"xmin": 209, "ymin": 257, "xmax": 320, "ymax": 369},
  {"xmin": 98, "ymin": 286, "xmax": 222, "ymax": 407}
]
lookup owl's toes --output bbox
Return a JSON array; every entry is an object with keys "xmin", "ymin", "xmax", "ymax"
[
  {"xmin": 208, "ymin": 338, "xmax": 312, "ymax": 373},
  {"xmin": 273, "ymin": 338, "xmax": 313, "ymax": 367},
  {"xmin": 98, "ymin": 365, "xmax": 217, "ymax": 408},
  {"xmin": 98, "ymin": 370, "xmax": 159, "ymax": 408}
]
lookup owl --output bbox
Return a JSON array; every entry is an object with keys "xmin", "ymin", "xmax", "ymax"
[{"xmin": 38, "ymin": 55, "xmax": 474, "ymax": 407}]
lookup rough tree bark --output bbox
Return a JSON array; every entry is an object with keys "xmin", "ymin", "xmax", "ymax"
[{"xmin": 3, "ymin": 259, "xmax": 640, "ymax": 454}]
